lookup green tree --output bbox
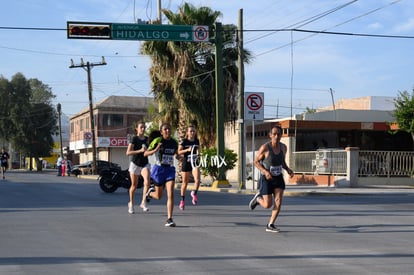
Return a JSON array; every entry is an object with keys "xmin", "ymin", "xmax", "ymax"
[
  {"xmin": 141, "ymin": 2, "xmax": 251, "ymax": 147},
  {"xmin": 5, "ymin": 73, "xmax": 57, "ymax": 169},
  {"xmin": 393, "ymin": 90, "xmax": 414, "ymax": 148},
  {"xmin": 0, "ymin": 76, "xmax": 13, "ymax": 143},
  {"xmin": 304, "ymin": 107, "xmax": 317, "ymax": 114}
]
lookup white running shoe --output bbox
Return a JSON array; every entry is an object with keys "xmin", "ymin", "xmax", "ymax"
[
  {"xmin": 140, "ymin": 202, "xmax": 149, "ymax": 212},
  {"xmin": 128, "ymin": 202, "xmax": 134, "ymax": 214}
]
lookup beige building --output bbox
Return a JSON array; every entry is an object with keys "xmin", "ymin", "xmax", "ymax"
[{"xmin": 225, "ymin": 96, "xmax": 412, "ymax": 185}]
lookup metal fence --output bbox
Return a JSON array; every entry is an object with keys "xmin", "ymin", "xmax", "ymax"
[
  {"xmin": 292, "ymin": 149, "xmax": 414, "ymax": 177},
  {"xmin": 292, "ymin": 149, "xmax": 347, "ymax": 175},
  {"xmin": 359, "ymin": 150, "xmax": 414, "ymax": 177}
]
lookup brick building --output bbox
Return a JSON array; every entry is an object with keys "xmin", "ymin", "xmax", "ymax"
[{"xmin": 69, "ymin": 96, "xmax": 155, "ymax": 169}]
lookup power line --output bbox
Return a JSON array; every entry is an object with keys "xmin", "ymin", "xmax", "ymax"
[
  {"xmin": 253, "ymin": 0, "xmax": 404, "ymax": 57},
  {"xmin": 1, "ymin": 23, "xmax": 413, "ymax": 40},
  {"xmin": 242, "ymin": 28, "xmax": 414, "ymax": 39},
  {"xmin": 245, "ymin": 0, "xmax": 358, "ymax": 45}
]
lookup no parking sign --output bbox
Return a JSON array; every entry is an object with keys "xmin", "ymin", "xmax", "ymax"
[{"xmin": 244, "ymin": 92, "xmax": 264, "ymax": 121}]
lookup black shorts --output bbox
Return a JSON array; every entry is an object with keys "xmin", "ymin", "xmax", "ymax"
[
  {"xmin": 259, "ymin": 174, "xmax": 285, "ymax": 195},
  {"xmin": 181, "ymin": 161, "xmax": 195, "ymax": 172}
]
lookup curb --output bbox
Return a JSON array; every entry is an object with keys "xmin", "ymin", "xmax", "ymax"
[{"xmin": 78, "ymin": 175, "xmax": 414, "ymax": 196}]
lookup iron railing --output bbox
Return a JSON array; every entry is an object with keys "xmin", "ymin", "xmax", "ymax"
[
  {"xmin": 359, "ymin": 150, "xmax": 414, "ymax": 177},
  {"xmin": 292, "ymin": 149, "xmax": 347, "ymax": 175},
  {"xmin": 292, "ymin": 150, "xmax": 414, "ymax": 177}
]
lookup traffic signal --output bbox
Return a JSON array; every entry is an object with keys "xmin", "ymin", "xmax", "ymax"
[{"xmin": 67, "ymin": 22, "xmax": 111, "ymax": 39}]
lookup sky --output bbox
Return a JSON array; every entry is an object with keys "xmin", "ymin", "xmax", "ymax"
[{"xmin": 1, "ymin": 0, "xmax": 414, "ymax": 119}]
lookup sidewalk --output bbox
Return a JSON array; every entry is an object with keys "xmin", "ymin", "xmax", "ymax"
[{"xmin": 76, "ymin": 173, "xmax": 414, "ymax": 196}]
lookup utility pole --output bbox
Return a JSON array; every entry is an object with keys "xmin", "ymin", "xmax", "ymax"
[
  {"xmin": 237, "ymin": 9, "xmax": 246, "ymax": 189},
  {"xmin": 69, "ymin": 57, "xmax": 107, "ymax": 175},
  {"xmin": 57, "ymin": 103, "xmax": 63, "ymax": 158},
  {"xmin": 213, "ymin": 22, "xmax": 229, "ymax": 188}
]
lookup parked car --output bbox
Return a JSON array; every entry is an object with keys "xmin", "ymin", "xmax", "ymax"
[{"xmin": 71, "ymin": 160, "xmax": 121, "ymax": 176}]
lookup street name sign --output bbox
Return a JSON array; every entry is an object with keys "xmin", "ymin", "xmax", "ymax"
[
  {"xmin": 112, "ymin": 23, "xmax": 208, "ymax": 42},
  {"xmin": 67, "ymin": 21, "xmax": 209, "ymax": 42}
]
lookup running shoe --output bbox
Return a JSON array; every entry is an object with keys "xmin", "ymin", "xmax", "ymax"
[
  {"xmin": 179, "ymin": 200, "xmax": 185, "ymax": 210},
  {"xmin": 165, "ymin": 218, "xmax": 176, "ymax": 227},
  {"xmin": 128, "ymin": 202, "xmax": 134, "ymax": 214},
  {"xmin": 266, "ymin": 224, "xmax": 280, "ymax": 233},
  {"xmin": 248, "ymin": 192, "xmax": 261, "ymax": 210},
  {"xmin": 140, "ymin": 202, "xmax": 149, "ymax": 212},
  {"xmin": 191, "ymin": 191, "xmax": 198, "ymax": 205},
  {"xmin": 145, "ymin": 185, "xmax": 155, "ymax": 202}
]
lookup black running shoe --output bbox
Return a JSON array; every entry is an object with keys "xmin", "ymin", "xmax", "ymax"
[
  {"xmin": 145, "ymin": 185, "xmax": 155, "ymax": 202},
  {"xmin": 248, "ymin": 192, "xmax": 261, "ymax": 210},
  {"xmin": 165, "ymin": 218, "xmax": 176, "ymax": 227},
  {"xmin": 266, "ymin": 224, "xmax": 280, "ymax": 233}
]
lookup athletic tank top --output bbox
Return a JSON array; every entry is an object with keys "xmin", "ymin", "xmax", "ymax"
[{"xmin": 262, "ymin": 142, "xmax": 284, "ymax": 176}]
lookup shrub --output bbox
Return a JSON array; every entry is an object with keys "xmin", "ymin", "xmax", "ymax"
[{"xmin": 199, "ymin": 147, "xmax": 237, "ymax": 181}]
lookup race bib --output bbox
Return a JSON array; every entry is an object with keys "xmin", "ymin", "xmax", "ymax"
[
  {"xmin": 269, "ymin": 165, "xmax": 282, "ymax": 176},
  {"xmin": 161, "ymin": 155, "xmax": 174, "ymax": 166}
]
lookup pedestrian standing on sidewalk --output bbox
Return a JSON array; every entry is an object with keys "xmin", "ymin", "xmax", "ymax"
[
  {"xmin": 177, "ymin": 125, "xmax": 201, "ymax": 210},
  {"xmin": 1, "ymin": 147, "xmax": 10, "ymax": 180},
  {"xmin": 126, "ymin": 121, "xmax": 151, "ymax": 214},
  {"xmin": 61, "ymin": 157, "xmax": 66, "ymax": 177},
  {"xmin": 248, "ymin": 125, "xmax": 294, "ymax": 233},
  {"xmin": 144, "ymin": 123, "xmax": 178, "ymax": 227},
  {"xmin": 56, "ymin": 155, "xmax": 62, "ymax": 176}
]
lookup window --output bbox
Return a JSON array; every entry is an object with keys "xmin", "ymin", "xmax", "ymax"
[{"xmin": 103, "ymin": 114, "xmax": 123, "ymax": 127}]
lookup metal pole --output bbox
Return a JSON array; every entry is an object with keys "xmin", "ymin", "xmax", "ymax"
[
  {"xmin": 157, "ymin": 0, "xmax": 162, "ymax": 23},
  {"xmin": 57, "ymin": 103, "xmax": 63, "ymax": 158},
  {"xmin": 252, "ymin": 117, "xmax": 255, "ymax": 189},
  {"xmin": 238, "ymin": 9, "xmax": 246, "ymax": 189},
  {"xmin": 214, "ymin": 22, "xmax": 228, "ymax": 184}
]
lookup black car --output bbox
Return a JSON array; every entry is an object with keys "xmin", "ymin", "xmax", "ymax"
[{"xmin": 71, "ymin": 160, "xmax": 121, "ymax": 176}]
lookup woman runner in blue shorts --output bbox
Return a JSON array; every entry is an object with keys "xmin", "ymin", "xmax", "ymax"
[{"xmin": 144, "ymin": 123, "xmax": 178, "ymax": 227}]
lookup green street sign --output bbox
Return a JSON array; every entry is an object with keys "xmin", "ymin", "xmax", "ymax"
[
  {"xmin": 111, "ymin": 23, "xmax": 209, "ymax": 42},
  {"xmin": 67, "ymin": 21, "xmax": 209, "ymax": 42}
]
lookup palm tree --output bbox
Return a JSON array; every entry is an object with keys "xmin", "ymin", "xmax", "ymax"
[{"xmin": 141, "ymin": 2, "xmax": 251, "ymax": 147}]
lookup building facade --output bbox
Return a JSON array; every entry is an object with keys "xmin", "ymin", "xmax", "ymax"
[
  {"xmin": 69, "ymin": 96, "xmax": 155, "ymax": 169},
  {"xmin": 225, "ymin": 96, "xmax": 413, "ymax": 185}
]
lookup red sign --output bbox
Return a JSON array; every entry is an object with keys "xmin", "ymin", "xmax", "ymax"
[
  {"xmin": 193, "ymin": 26, "xmax": 209, "ymax": 42},
  {"xmin": 109, "ymin": 137, "xmax": 128, "ymax": 147},
  {"xmin": 83, "ymin": 132, "xmax": 92, "ymax": 140},
  {"xmin": 246, "ymin": 93, "xmax": 263, "ymax": 111}
]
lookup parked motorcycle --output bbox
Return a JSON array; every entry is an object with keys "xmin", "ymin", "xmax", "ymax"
[{"xmin": 98, "ymin": 168, "xmax": 143, "ymax": 193}]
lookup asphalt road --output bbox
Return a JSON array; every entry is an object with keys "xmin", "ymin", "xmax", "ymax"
[{"xmin": 1, "ymin": 171, "xmax": 414, "ymax": 274}]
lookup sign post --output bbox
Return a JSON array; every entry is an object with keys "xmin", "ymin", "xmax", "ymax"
[{"xmin": 244, "ymin": 92, "xmax": 264, "ymax": 189}]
